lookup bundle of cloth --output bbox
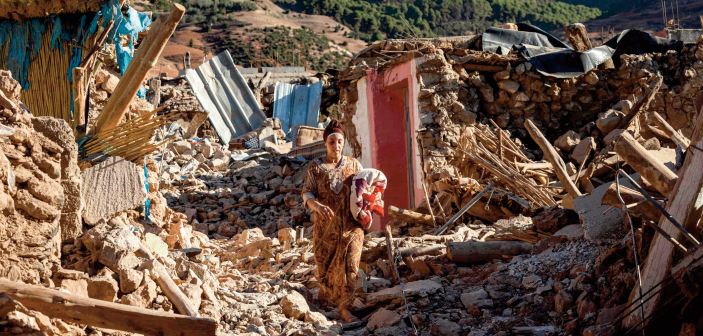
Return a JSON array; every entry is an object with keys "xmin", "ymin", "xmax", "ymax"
[{"xmin": 350, "ymin": 168, "xmax": 387, "ymax": 230}]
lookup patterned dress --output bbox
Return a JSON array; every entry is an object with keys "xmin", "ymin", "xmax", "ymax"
[{"xmin": 301, "ymin": 156, "xmax": 363, "ymax": 308}]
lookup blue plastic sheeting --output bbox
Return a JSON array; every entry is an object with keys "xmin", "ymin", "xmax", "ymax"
[
  {"xmin": 273, "ymin": 81, "xmax": 322, "ymax": 140},
  {"xmin": 186, "ymin": 50, "xmax": 267, "ymax": 145},
  {"xmin": 0, "ymin": 0, "xmax": 152, "ymax": 113}
]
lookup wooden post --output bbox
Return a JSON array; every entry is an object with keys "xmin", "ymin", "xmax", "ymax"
[
  {"xmin": 650, "ymin": 111, "xmax": 690, "ymax": 148},
  {"xmin": 0, "ymin": 279, "xmax": 217, "ymax": 336},
  {"xmin": 447, "ymin": 241, "xmax": 533, "ymax": 264},
  {"xmin": 623, "ymin": 110, "xmax": 703, "ymax": 329},
  {"xmin": 72, "ymin": 66, "xmax": 87, "ymax": 129},
  {"xmin": 138, "ymin": 242, "xmax": 199, "ymax": 317},
  {"xmin": 564, "ymin": 23, "xmax": 593, "ymax": 51},
  {"xmin": 614, "ymin": 132, "xmax": 678, "ymax": 196},
  {"xmin": 384, "ymin": 222, "xmax": 400, "ymax": 285},
  {"xmin": 93, "ymin": 3, "xmax": 185, "ymax": 134},
  {"xmin": 149, "ymin": 77, "xmax": 161, "ymax": 107},
  {"xmin": 524, "ymin": 119, "xmax": 582, "ymax": 198}
]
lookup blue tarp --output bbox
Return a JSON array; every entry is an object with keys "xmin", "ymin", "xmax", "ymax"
[{"xmin": 273, "ymin": 81, "xmax": 322, "ymax": 141}]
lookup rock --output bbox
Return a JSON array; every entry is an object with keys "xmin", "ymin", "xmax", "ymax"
[
  {"xmin": 521, "ymin": 274, "xmax": 542, "ymax": 289},
  {"xmin": 280, "ymin": 291, "xmax": 310, "ymax": 320},
  {"xmin": 304, "ymin": 311, "xmax": 332, "ymax": 327},
  {"xmin": 59, "ymin": 278, "xmax": 88, "ymax": 297},
  {"xmin": 596, "ymin": 109, "xmax": 624, "ymax": 134},
  {"xmin": 87, "ymin": 276, "xmax": 119, "ymax": 302},
  {"xmin": 119, "ymin": 269, "xmax": 144, "ymax": 294},
  {"xmin": 81, "ymin": 156, "xmax": 147, "ymax": 225},
  {"xmin": 498, "ymin": 80, "xmax": 520, "ymax": 94},
  {"xmin": 571, "ymin": 136, "xmax": 596, "ymax": 163},
  {"xmin": 613, "ymin": 99, "xmax": 633, "ymax": 114},
  {"xmin": 171, "ymin": 140, "xmax": 192, "ymax": 154},
  {"xmin": 460, "ymin": 288, "xmax": 492, "ymax": 309},
  {"xmin": 277, "ymin": 227, "xmax": 296, "ymax": 251},
  {"xmin": 368, "ymin": 279, "xmax": 443, "ymax": 303},
  {"xmin": 430, "ymin": 318, "xmax": 461, "ymax": 336},
  {"xmin": 583, "ymin": 71, "xmax": 599, "ymax": 85},
  {"xmin": 553, "ymin": 224, "xmax": 585, "ymax": 239},
  {"xmin": 576, "ymin": 295, "xmax": 597, "ymax": 319},
  {"xmin": 144, "ymin": 233, "xmax": 169, "ymax": 259},
  {"xmin": 367, "ymin": 308, "xmax": 401, "ymax": 331},
  {"xmin": 575, "ymin": 181, "xmax": 625, "ymax": 241},
  {"xmin": 15, "ymin": 189, "xmax": 59, "ymax": 221},
  {"xmin": 35, "ymin": 157, "xmax": 60, "ymax": 179},
  {"xmin": 181, "ymin": 283, "xmax": 203, "ymax": 310},
  {"xmin": 100, "ymin": 72, "xmax": 120, "ymax": 94},
  {"xmin": 27, "ymin": 178, "xmax": 63, "ymax": 207},
  {"xmin": 554, "ymin": 290, "xmax": 573, "ymax": 313},
  {"xmin": 554, "ymin": 130, "xmax": 580, "ymax": 152},
  {"xmin": 120, "ymin": 280, "xmax": 158, "ymax": 308}
]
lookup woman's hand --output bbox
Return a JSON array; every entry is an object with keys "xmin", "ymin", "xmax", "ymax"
[{"xmin": 309, "ymin": 200, "xmax": 335, "ymax": 221}]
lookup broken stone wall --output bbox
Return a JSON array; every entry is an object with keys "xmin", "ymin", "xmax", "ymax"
[
  {"xmin": 339, "ymin": 36, "xmax": 703, "ymax": 193},
  {"xmin": 0, "ymin": 71, "xmax": 64, "ymax": 284}
]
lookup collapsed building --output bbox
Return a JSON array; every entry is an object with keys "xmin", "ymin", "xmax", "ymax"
[{"xmin": 0, "ymin": 1, "xmax": 702, "ymax": 335}]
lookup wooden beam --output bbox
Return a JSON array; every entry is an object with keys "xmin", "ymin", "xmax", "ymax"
[
  {"xmin": 388, "ymin": 206, "xmax": 435, "ymax": 225},
  {"xmin": 650, "ymin": 111, "xmax": 690, "ymax": 148},
  {"xmin": 0, "ymin": 279, "xmax": 217, "ymax": 336},
  {"xmin": 601, "ymin": 183, "xmax": 661, "ymax": 221},
  {"xmin": 623, "ymin": 110, "xmax": 703, "ymax": 329},
  {"xmin": 139, "ymin": 242, "xmax": 199, "ymax": 317},
  {"xmin": 93, "ymin": 3, "xmax": 185, "ymax": 134},
  {"xmin": 524, "ymin": 119, "xmax": 582, "ymax": 198},
  {"xmin": 614, "ymin": 132, "xmax": 678, "ymax": 196},
  {"xmin": 447, "ymin": 241, "xmax": 533, "ymax": 264},
  {"xmin": 617, "ymin": 76, "xmax": 663, "ymax": 130},
  {"xmin": 384, "ymin": 222, "xmax": 400, "ymax": 285}
]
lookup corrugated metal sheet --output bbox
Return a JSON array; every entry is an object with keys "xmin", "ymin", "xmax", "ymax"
[
  {"xmin": 186, "ymin": 50, "xmax": 266, "ymax": 144},
  {"xmin": 273, "ymin": 81, "xmax": 322, "ymax": 140}
]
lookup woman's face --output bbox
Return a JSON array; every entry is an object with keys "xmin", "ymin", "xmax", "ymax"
[{"xmin": 326, "ymin": 133, "xmax": 344, "ymax": 158}]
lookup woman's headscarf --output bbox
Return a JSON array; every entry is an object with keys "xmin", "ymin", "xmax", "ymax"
[
  {"xmin": 323, "ymin": 119, "xmax": 344, "ymax": 141},
  {"xmin": 350, "ymin": 168, "xmax": 387, "ymax": 230}
]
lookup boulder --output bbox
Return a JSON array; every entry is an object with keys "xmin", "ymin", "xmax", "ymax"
[
  {"xmin": 280, "ymin": 291, "xmax": 310, "ymax": 320},
  {"xmin": 87, "ymin": 276, "xmax": 119, "ymax": 302}
]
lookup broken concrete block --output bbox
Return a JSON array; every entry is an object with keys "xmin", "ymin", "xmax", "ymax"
[
  {"xmin": 367, "ymin": 308, "xmax": 401, "ymax": 331},
  {"xmin": 574, "ymin": 182, "xmax": 624, "ymax": 242},
  {"xmin": 280, "ymin": 291, "xmax": 309, "ymax": 320},
  {"xmin": 81, "ymin": 156, "xmax": 146, "ymax": 225},
  {"xmin": 144, "ymin": 233, "xmax": 169, "ymax": 259},
  {"xmin": 100, "ymin": 72, "xmax": 120, "ymax": 94}
]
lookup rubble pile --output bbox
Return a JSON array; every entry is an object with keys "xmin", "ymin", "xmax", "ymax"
[{"xmin": 339, "ymin": 36, "xmax": 703, "ymax": 194}]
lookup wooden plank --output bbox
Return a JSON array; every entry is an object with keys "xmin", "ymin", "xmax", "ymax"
[
  {"xmin": 524, "ymin": 119, "xmax": 582, "ymax": 198},
  {"xmin": 384, "ymin": 222, "xmax": 400, "ymax": 285},
  {"xmin": 614, "ymin": 132, "xmax": 678, "ymax": 196},
  {"xmin": 93, "ymin": 3, "xmax": 185, "ymax": 134},
  {"xmin": 447, "ymin": 241, "xmax": 533, "ymax": 264},
  {"xmin": 564, "ymin": 23, "xmax": 593, "ymax": 51},
  {"xmin": 0, "ymin": 279, "xmax": 217, "ymax": 336},
  {"xmin": 650, "ymin": 111, "xmax": 690, "ymax": 148},
  {"xmin": 623, "ymin": 109, "xmax": 703, "ymax": 329}
]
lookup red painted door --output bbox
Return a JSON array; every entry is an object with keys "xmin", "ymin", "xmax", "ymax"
[{"xmin": 372, "ymin": 80, "xmax": 412, "ymax": 229}]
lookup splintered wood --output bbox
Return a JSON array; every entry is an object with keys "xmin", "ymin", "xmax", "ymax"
[
  {"xmin": 82, "ymin": 108, "xmax": 176, "ymax": 162},
  {"xmin": 456, "ymin": 123, "xmax": 558, "ymax": 208}
]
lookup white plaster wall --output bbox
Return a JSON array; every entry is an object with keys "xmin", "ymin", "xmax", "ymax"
[{"xmin": 352, "ymin": 78, "xmax": 373, "ymax": 168}]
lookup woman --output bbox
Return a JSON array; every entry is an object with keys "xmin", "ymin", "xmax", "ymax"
[{"xmin": 301, "ymin": 119, "xmax": 363, "ymax": 322}]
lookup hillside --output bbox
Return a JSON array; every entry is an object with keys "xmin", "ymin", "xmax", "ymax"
[{"xmin": 140, "ymin": 0, "xmax": 698, "ymax": 76}]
